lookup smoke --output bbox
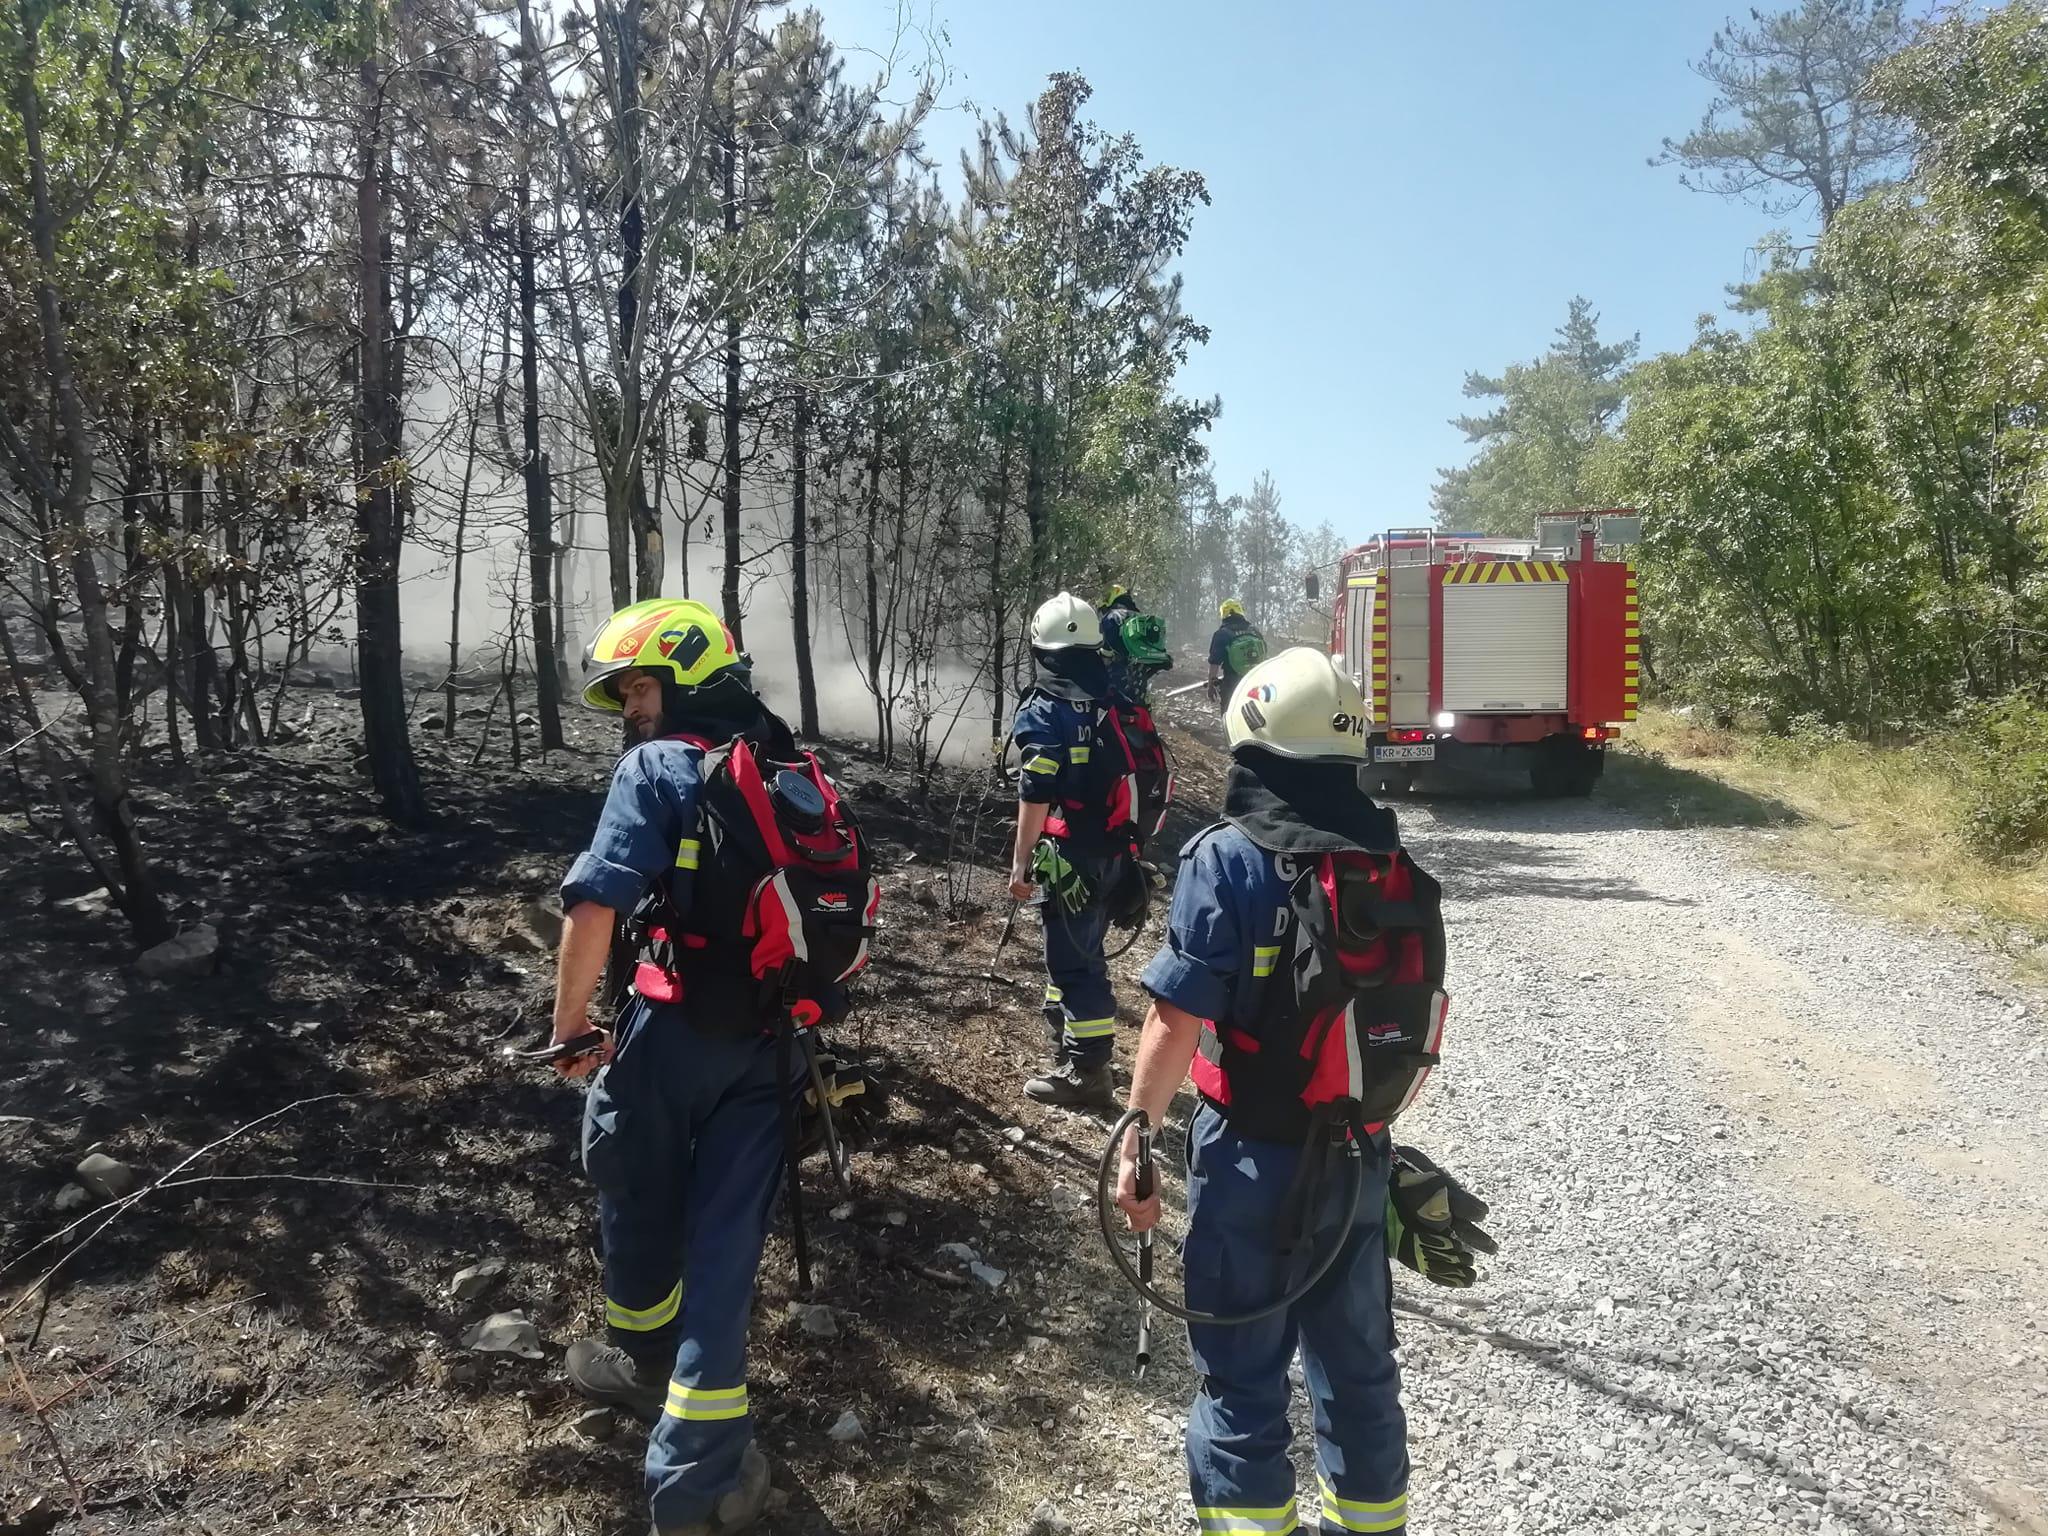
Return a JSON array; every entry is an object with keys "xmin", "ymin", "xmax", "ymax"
[{"xmin": 391, "ymin": 442, "xmax": 1002, "ymax": 765}]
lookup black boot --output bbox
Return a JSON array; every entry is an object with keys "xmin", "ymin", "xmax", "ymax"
[
  {"xmin": 565, "ymin": 1337, "xmax": 668, "ymax": 1424},
  {"xmin": 1024, "ymin": 1059, "xmax": 1114, "ymax": 1109}
]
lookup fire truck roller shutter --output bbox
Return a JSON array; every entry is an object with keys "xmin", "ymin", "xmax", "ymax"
[{"xmin": 1442, "ymin": 581, "xmax": 1568, "ymax": 712}]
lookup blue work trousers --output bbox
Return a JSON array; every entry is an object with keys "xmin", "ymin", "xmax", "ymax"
[
  {"xmin": 1040, "ymin": 855, "xmax": 1117, "ymax": 1067},
  {"xmin": 1182, "ymin": 1104, "xmax": 1410, "ymax": 1535},
  {"xmin": 580, "ymin": 997, "xmax": 792, "ymax": 1530}
]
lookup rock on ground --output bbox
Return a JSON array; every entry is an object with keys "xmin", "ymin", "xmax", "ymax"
[
  {"xmin": 134, "ymin": 923, "xmax": 219, "ymax": 980},
  {"xmin": 460, "ymin": 1311, "xmax": 542, "ymax": 1359},
  {"xmin": 74, "ymin": 1152, "xmax": 140, "ymax": 1200}
]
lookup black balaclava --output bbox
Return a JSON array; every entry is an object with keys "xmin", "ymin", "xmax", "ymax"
[
  {"xmin": 1222, "ymin": 747, "xmax": 1399, "ymax": 854},
  {"xmin": 1030, "ymin": 643, "xmax": 1110, "ymax": 704}
]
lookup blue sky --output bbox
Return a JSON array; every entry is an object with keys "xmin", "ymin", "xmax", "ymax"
[{"xmin": 818, "ymin": 0, "xmax": 1791, "ymax": 544}]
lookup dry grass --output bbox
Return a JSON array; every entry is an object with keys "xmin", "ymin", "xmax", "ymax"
[{"xmin": 1612, "ymin": 707, "xmax": 2048, "ymax": 966}]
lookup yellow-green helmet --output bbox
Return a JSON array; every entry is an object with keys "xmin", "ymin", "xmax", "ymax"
[
  {"xmin": 580, "ymin": 597, "xmax": 742, "ymax": 712},
  {"xmin": 1220, "ymin": 597, "xmax": 1246, "ymax": 620}
]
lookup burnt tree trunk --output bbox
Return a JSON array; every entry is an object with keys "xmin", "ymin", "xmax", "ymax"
[
  {"xmin": 115, "ymin": 430, "xmax": 150, "ymax": 724},
  {"xmin": 516, "ymin": 128, "xmax": 564, "ymax": 747},
  {"xmin": 988, "ymin": 426, "xmax": 1013, "ymax": 742},
  {"xmin": 353, "ymin": 12, "xmax": 425, "ymax": 822},
  {"xmin": 614, "ymin": 0, "xmax": 662, "ymax": 600},
  {"xmin": 719, "ymin": 121, "xmax": 746, "ymax": 645},
  {"xmin": 790, "ymin": 243, "xmax": 818, "ymax": 737}
]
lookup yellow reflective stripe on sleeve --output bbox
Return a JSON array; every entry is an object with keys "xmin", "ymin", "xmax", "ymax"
[
  {"xmin": 1252, "ymin": 944, "xmax": 1282, "ymax": 978},
  {"xmin": 1319, "ymin": 1478, "xmax": 1407, "ymax": 1533},
  {"xmin": 1044, "ymin": 985, "xmax": 1064, "ymax": 1003},
  {"xmin": 1065, "ymin": 1017, "xmax": 1116, "ymax": 1039},
  {"xmin": 1069, "ymin": 745, "xmax": 1092, "ymax": 763},
  {"xmin": 606, "ymin": 1280, "xmax": 682, "ymax": 1333},
  {"xmin": 1196, "ymin": 1500, "xmax": 1299, "ymax": 1535},
  {"xmin": 664, "ymin": 1382, "xmax": 749, "ymax": 1421},
  {"xmin": 674, "ymin": 838, "xmax": 702, "ymax": 871},
  {"xmin": 1024, "ymin": 756, "xmax": 1060, "ymax": 775}
]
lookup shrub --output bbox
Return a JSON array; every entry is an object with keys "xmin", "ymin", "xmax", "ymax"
[{"xmin": 1946, "ymin": 694, "xmax": 2048, "ymax": 861}]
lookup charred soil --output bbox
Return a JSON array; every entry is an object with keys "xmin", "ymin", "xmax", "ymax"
[{"xmin": 0, "ymin": 681, "xmax": 1233, "ymax": 1536}]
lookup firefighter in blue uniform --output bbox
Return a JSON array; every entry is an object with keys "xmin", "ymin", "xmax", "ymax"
[
  {"xmin": 550, "ymin": 596, "xmax": 790, "ymax": 1536},
  {"xmin": 1008, "ymin": 591, "xmax": 1128, "ymax": 1109},
  {"xmin": 1099, "ymin": 584, "xmax": 1141, "ymax": 700},
  {"xmin": 1101, "ymin": 583, "xmax": 1173, "ymax": 703},
  {"xmin": 1116, "ymin": 647, "xmax": 1492, "ymax": 1536},
  {"xmin": 1207, "ymin": 598, "xmax": 1265, "ymax": 706}
]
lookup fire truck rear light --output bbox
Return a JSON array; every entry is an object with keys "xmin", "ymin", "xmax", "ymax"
[
  {"xmin": 1390, "ymin": 728, "xmax": 1428, "ymax": 744},
  {"xmin": 1581, "ymin": 726, "xmax": 1615, "ymax": 742}
]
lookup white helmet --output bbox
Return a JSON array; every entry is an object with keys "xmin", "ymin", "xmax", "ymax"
[
  {"xmin": 1029, "ymin": 591, "xmax": 1102, "ymax": 650},
  {"xmin": 1224, "ymin": 647, "xmax": 1370, "ymax": 761}
]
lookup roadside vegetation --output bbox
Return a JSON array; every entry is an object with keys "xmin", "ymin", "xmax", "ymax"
[{"xmin": 1612, "ymin": 705, "xmax": 2048, "ymax": 964}]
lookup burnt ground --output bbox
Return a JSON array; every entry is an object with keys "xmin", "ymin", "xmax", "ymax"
[{"xmin": 0, "ymin": 679, "xmax": 1236, "ymax": 1536}]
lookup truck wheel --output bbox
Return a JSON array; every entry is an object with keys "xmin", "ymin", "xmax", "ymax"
[{"xmin": 1530, "ymin": 737, "xmax": 1601, "ymax": 798}]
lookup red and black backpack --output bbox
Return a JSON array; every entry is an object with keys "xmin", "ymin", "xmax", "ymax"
[
  {"xmin": 1106, "ymin": 700, "xmax": 1175, "ymax": 852},
  {"xmin": 630, "ymin": 736, "xmax": 880, "ymax": 1032},
  {"xmin": 1036, "ymin": 696, "xmax": 1174, "ymax": 857},
  {"xmin": 1192, "ymin": 845, "xmax": 1447, "ymax": 1142}
]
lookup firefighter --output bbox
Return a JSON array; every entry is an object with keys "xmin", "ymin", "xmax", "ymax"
[
  {"xmin": 1119, "ymin": 646, "xmax": 1414, "ymax": 1536},
  {"xmin": 1009, "ymin": 591, "xmax": 1125, "ymax": 1109},
  {"xmin": 1101, "ymin": 583, "xmax": 1173, "ymax": 703},
  {"xmin": 551, "ymin": 596, "xmax": 792, "ymax": 1536},
  {"xmin": 1099, "ymin": 584, "xmax": 1142, "ymax": 699},
  {"xmin": 1207, "ymin": 598, "xmax": 1267, "ymax": 706}
]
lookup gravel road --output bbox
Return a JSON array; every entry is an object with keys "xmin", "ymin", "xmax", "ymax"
[
  {"xmin": 1068, "ymin": 769, "xmax": 2048, "ymax": 1536},
  {"xmin": 1381, "ymin": 788, "xmax": 2048, "ymax": 1536}
]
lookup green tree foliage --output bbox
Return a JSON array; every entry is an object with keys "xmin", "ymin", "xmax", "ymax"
[
  {"xmin": 1654, "ymin": 0, "xmax": 1913, "ymax": 230},
  {"xmin": 1431, "ymin": 297, "xmax": 1637, "ymax": 536},
  {"xmin": 1612, "ymin": 262, "xmax": 1924, "ymax": 730},
  {"xmin": 1616, "ymin": 2, "xmax": 2048, "ymax": 739}
]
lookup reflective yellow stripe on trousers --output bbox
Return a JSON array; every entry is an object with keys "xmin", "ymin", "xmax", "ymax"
[
  {"xmin": 605, "ymin": 1280, "xmax": 681, "ymax": 1333},
  {"xmin": 1196, "ymin": 1500, "xmax": 1298, "ymax": 1536},
  {"xmin": 1065, "ymin": 1017, "xmax": 1115, "ymax": 1040},
  {"xmin": 1319, "ymin": 1478, "xmax": 1407, "ymax": 1533},
  {"xmin": 664, "ymin": 1382, "xmax": 749, "ymax": 1421}
]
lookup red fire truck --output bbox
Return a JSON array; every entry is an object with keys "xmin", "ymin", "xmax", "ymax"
[{"xmin": 1314, "ymin": 512, "xmax": 1641, "ymax": 796}]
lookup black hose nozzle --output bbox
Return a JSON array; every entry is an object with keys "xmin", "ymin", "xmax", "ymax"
[{"xmin": 1134, "ymin": 1112, "xmax": 1155, "ymax": 1376}]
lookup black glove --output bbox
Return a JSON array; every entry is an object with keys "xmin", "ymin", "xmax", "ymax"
[{"xmin": 1386, "ymin": 1145, "xmax": 1496, "ymax": 1288}]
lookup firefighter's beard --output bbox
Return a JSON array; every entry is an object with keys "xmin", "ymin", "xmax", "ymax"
[{"xmin": 621, "ymin": 706, "xmax": 666, "ymax": 747}]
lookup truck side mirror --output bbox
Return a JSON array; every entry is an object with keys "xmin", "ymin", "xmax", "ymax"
[{"xmin": 1303, "ymin": 572, "xmax": 1320, "ymax": 602}]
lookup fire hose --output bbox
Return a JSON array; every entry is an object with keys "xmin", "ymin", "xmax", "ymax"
[{"xmin": 1094, "ymin": 1107, "xmax": 1367, "ymax": 1373}]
